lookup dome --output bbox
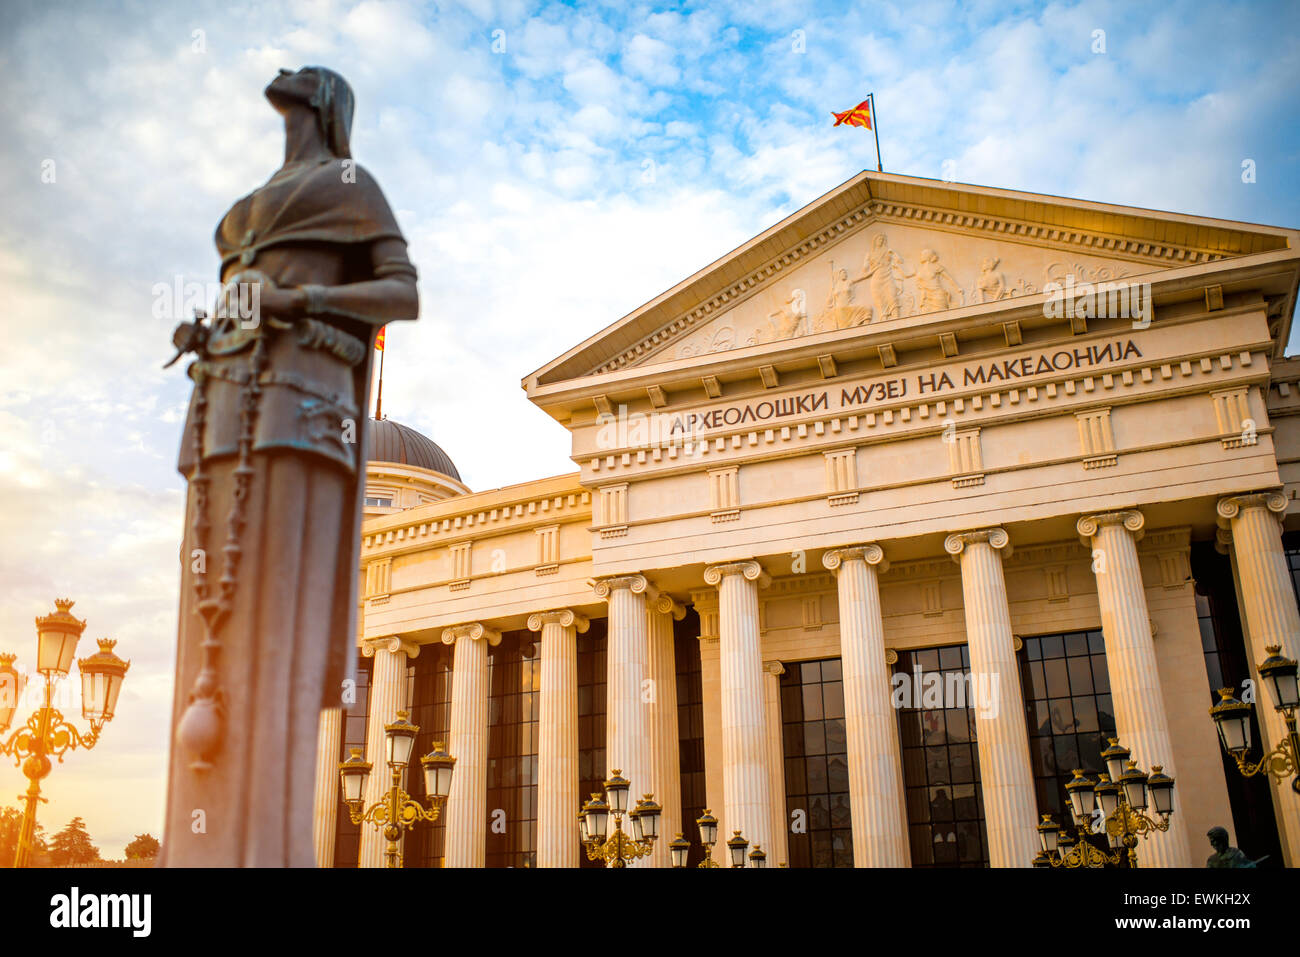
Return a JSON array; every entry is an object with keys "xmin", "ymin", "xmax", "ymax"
[{"xmin": 366, "ymin": 418, "xmax": 461, "ymax": 482}]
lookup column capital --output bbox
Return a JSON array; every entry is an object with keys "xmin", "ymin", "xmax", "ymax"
[
  {"xmin": 1076, "ymin": 509, "xmax": 1145, "ymax": 545},
  {"xmin": 1216, "ymin": 490, "xmax": 1287, "ymax": 527},
  {"xmin": 440, "ymin": 622, "xmax": 502, "ymax": 646},
  {"xmin": 654, "ymin": 593, "xmax": 688, "ymax": 619},
  {"xmin": 703, "ymin": 560, "xmax": 771, "ymax": 588},
  {"xmin": 822, "ymin": 544, "xmax": 888, "ymax": 574},
  {"xmin": 361, "ymin": 635, "xmax": 421, "ymax": 659},
  {"xmin": 526, "ymin": 609, "xmax": 590, "ymax": 633},
  {"xmin": 943, "ymin": 527, "xmax": 1011, "ymax": 562},
  {"xmin": 763, "ymin": 659, "xmax": 786, "ymax": 676},
  {"xmin": 592, "ymin": 573, "xmax": 657, "ymax": 601}
]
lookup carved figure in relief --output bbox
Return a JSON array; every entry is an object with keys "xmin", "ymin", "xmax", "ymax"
[
  {"xmin": 815, "ymin": 264, "xmax": 872, "ymax": 331},
  {"xmin": 860, "ymin": 233, "xmax": 911, "ymax": 320},
  {"xmin": 973, "ymin": 256, "xmax": 1006, "ymax": 303},
  {"xmin": 913, "ymin": 248, "xmax": 964, "ymax": 313}
]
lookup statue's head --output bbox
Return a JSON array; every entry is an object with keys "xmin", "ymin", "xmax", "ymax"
[
  {"xmin": 1207, "ymin": 825, "xmax": 1229, "ymax": 851},
  {"xmin": 266, "ymin": 66, "xmax": 355, "ymax": 159}
]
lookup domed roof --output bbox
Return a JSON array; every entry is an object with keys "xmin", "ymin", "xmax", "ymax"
[{"xmin": 366, "ymin": 418, "xmax": 461, "ymax": 482}]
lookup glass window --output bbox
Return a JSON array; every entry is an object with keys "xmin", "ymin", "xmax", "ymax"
[
  {"xmin": 893, "ymin": 646, "xmax": 990, "ymax": 867},
  {"xmin": 782, "ymin": 657, "xmax": 852, "ymax": 867},
  {"xmin": 402, "ymin": 644, "xmax": 453, "ymax": 868},
  {"xmin": 485, "ymin": 631, "xmax": 540, "ymax": 868},
  {"xmin": 1019, "ymin": 629, "xmax": 1116, "ymax": 835},
  {"xmin": 577, "ymin": 619, "xmax": 608, "ymax": 868},
  {"xmin": 332, "ymin": 656, "xmax": 372, "ymax": 868},
  {"xmin": 674, "ymin": 610, "xmax": 707, "ymax": 867}
]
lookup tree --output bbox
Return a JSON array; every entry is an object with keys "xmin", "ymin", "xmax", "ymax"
[
  {"xmin": 48, "ymin": 816, "xmax": 100, "ymax": 866},
  {"xmin": 124, "ymin": 833, "xmax": 160, "ymax": 860},
  {"xmin": 0, "ymin": 805, "xmax": 47, "ymax": 867}
]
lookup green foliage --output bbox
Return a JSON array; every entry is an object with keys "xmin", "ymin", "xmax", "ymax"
[
  {"xmin": 0, "ymin": 805, "xmax": 47, "ymax": 867},
  {"xmin": 48, "ymin": 816, "xmax": 100, "ymax": 866},
  {"xmin": 124, "ymin": 832, "xmax": 160, "ymax": 860}
]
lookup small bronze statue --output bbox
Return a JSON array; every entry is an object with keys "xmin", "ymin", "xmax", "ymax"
[
  {"xmin": 1205, "ymin": 826, "xmax": 1257, "ymax": 868},
  {"xmin": 160, "ymin": 67, "xmax": 418, "ymax": 866}
]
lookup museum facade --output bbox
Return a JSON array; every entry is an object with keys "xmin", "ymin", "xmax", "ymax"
[{"xmin": 311, "ymin": 171, "xmax": 1300, "ymax": 868}]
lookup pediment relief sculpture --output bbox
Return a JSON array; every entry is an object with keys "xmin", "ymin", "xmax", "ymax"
[{"xmin": 665, "ymin": 224, "xmax": 1141, "ymax": 365}]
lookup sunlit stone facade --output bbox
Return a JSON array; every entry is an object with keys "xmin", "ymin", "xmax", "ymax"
[{"xmin": 314, "ymin": 171, "xmax": 1300, "ymax": 868}]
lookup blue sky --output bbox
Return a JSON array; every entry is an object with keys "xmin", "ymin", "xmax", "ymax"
[{"xmin": 0, "ymin": 0, "xmax": 1296, "ymax": 854}]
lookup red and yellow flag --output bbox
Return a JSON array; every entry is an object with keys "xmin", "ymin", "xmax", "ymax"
[
  {"xmin": 375, "ymin": 326, "xmax": 386, "ymax": 352},
  {"xmin": 831, "ymin": 98, "xmax": 873, "ymax": 129}
]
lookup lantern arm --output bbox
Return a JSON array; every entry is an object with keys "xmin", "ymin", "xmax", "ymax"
[
  {"xmin": 1, "ymin": 707, "xmax": 98, "ymax": 766},
  {"xmin": 583, "ymin": 820, "xmax": 655, "ymax": 867},
  {"xmin": 395, "ymin": 788, "xmax": 444, "ymax": 826},
  {"xmin": 42, "ymin": 708, "xmax": 100, "ymax": 760},
  {"xmin": 1105, "ymin": 803, "xmax": 1170, "ymax": 841},
  {"xmin": 1228, "ymin": 735, "xmax": 1299, "ymax": 784},
  {"xmin": 1049, "ymin": 837, "xmax": 1122, "ymax": 869}
]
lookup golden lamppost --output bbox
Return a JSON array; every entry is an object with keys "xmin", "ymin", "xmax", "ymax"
[
  {"xmin": 670, "ymin": 811, "xmax": 774, "ymax": 868},
  {"xmin": 578, "ymin": 770, "xmax": 661, "ymax": 867},
  {"xmin": 1031, "ymin": 739, "xmax": 1176, "ymax": 869},
  {"xmin": 0, "ymin": 599, "xmax": 130, "ymax": 868},
  {"xmin": 338, "ymin": 711, "xmax": 454, "ymax": 868},
  {"xmin": 1209, "ymin": 646, "xmax": 1300, "ymax": 793}
]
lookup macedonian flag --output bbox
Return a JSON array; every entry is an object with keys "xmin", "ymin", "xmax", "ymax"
[
  {"xmin": 375, "ymin": 325, "xmax": 386, "ymax": 351},
  {"xmin": 831, "ymin": 98, "xmax": 873, "ymax": 129}
]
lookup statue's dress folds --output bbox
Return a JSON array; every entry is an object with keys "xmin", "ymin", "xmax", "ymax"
[{"xmin": 161, "ymin": 159, "xmax": 413, "ymax": 866}]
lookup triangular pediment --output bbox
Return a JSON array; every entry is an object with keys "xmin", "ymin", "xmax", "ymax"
[{"xmin": 526, "ymin": 171, "xmax": 1296, "ymax": 390}]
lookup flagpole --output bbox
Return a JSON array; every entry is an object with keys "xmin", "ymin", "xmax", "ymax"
[
  {"xmin": 870, "ymin": 92, "xmax": 882, "ymax": 172},
  {"xmin": 374, "ymin": 341, "xmax": 385, "ymax": 420}
]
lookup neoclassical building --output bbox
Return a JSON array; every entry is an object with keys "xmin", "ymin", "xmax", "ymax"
[{"xmin": 312, "ymin": 171, "xmax": 1300, "ymax": 868}]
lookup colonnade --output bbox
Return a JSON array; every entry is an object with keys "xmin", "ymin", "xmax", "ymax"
[{"xmin": 312, "ymin": 491, "xmax": 1300, "ymax": 868}]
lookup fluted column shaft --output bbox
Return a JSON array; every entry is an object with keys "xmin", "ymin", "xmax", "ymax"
[
  {"xmin": 647, "ymin": 596, "xmax": 684, "ymax": 867},
  {"xmin": 312, "ymin": 707, "xmax": 343, "ymax": 867},
  {"xmin": 595, "ymin": 575, "xmax": 653, "ymax": 865},
  {"xmin": 442, "ymin": 623, "xmax": 500, "ymax": 868},
  {"xmin": 944, "ymin": 529, "xmax": 1038, "ymax": 867},
  {"xmin": 762, "ymin": 661, "xmax": 790, "ymax": 866},
  {"xmin": 1079, "ymin": 511, "xmax": 1193, "ymax": 867},
  {"xmin": 358, "ymin": 636, "xmax": 418, "ymax": 868},
  {"xmin": 705, "ymin": 560, "xmax": 773, "ymax": 860},
  {"xmin": 1218, "ymin": 492, "xmax": 1300, "ymax": 865},
  {"xmin": 528, "ymin": 610, "xmax": 587, "ymax": 868},
  {"xmin": 824, "ymin": 545, "xmax": 910, "ymax": 867}
]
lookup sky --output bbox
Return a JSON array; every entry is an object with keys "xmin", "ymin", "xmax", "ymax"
[{"xmin": 0, "ymin": 0, "xmax": 1297, "ymax": 858}]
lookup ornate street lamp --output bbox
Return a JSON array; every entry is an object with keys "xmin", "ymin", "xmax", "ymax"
[
  {"xmin": 1, "ymin": 600, "xmax": 129, "ymax": 867},
  {"xmin": 1209, "ymin": 646, "xmax": 1300, "ymax": 793},
  {"xmin": 577, "ymin": 770, "xmax": 660, "ymax": 867},
  {"xmin": 696, "ymin": 809, "xmax": 721, "ymax": 868},
  {"xmin": 338, "ymin": 711, "xmax": 454, "ymax": 868},
  {"xmin": 1033, "ymin": 738, "xmax": 1177, "ymax": 868},
  {"xmin": 726, "ymin": 830, "xmax": 749, "ymax": 868},
  {"xmin": 668, "ymin": 833, "xmax": 691, "ymax": 868}
]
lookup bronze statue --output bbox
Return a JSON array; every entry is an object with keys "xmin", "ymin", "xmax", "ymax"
[
  {"xmin": 160, "ymin": 67, "xmax": 418, "ymax": 866},
  {"xmin": 1205, "ymin": 826, "xmax": 1257, "ymax": 868}
]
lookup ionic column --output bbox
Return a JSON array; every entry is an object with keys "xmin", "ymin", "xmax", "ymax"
[
  {"xmin": 1078, "ymin": 511, "xmax": 1193, "ymax": 867},
  {"xmin": 692, "ymin": 586, "xmax": 725, "ymax": 866},
  {"xmin": 823, "ymin": 544, "xmax": 910, "ymax": 867},
  {"xmin": 312, "ymin": 706, "xmax": 343, "ymax": 867},
  {"xmin": 762, "ymin": 661, "xmax": 790, "ymax": 867},
  {"xmin": 441, "ymin": 622, "xmax": 501, "ymax": 868},
  {"xmin": 527, "ymin": 609, "xmax": 588, "ymax": 868},
  {"xmin": 1217, "ymin": 492, "xmax": 1300, "ymax": 864},
  {"xmin": 647, "ymin": 594, "xmax": 685, "ymax": 867},
  {"xmin": 703, "ymin": 560, "xmax": 774, "ymax": 860},
  {"xmin": 943, "ymin": 529, "xmax": 1038, "ymax": 867},
  {"xmin": 358, "ymin": 636, "xmax": 420, "ymax": 868}
]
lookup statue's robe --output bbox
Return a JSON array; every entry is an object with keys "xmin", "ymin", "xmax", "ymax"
[{"xmin": 161, "ymin": 159, "xmax": 413, "ymax": 866}]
